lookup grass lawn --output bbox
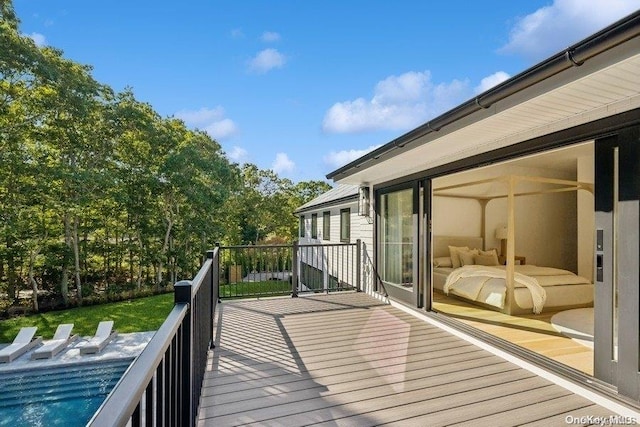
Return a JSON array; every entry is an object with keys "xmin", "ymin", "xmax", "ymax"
[
  {"xmin": 0, "ymin": 293, "xmax": 174, "ymax": 342},
  {"xmin": 220, "ymin": 280, "xmax": 292, "ymax": 298}
]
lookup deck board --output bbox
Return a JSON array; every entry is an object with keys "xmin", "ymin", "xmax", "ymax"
[{"xmin": 197, "ymin": 292, "xmax": 626, "ymax": 426}]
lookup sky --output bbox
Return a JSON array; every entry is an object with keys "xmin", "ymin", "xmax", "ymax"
[{"xmin": 13, "ymin": 0, "xmax": 640, "ymax": 183}]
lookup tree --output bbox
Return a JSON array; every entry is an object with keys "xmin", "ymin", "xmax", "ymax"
[
  {"xmin": 222, "ymin": 164, "xmax": 331, "ymax": 244},
  {"xmin": 0, "ymin": 6, "xmax": 62, "ymax": 305},
  {"xmin": 36, "ymin": 47, "xmax": 112, "ymax": 304},
  {"xmin": 0, "ymin": 0, "xmax": 18, "ymax": 29},
  {"xmin": 0, "ymin": 0, "xmax": 330, "ymax": 313}
]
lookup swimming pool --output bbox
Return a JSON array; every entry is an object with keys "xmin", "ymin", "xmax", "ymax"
[{"xmin": 0, "ymin": 358, "xmax": 132, "ymax": 427}]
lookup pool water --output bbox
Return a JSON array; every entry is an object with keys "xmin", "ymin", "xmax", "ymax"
[{"xmin": 0, "ymin": 358, "xmax": 132, "ymax": 427}]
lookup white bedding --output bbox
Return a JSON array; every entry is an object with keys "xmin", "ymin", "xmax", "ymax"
[{"xmin": 443, "ymin": 265, "xmax": 590, "ymax": 314}]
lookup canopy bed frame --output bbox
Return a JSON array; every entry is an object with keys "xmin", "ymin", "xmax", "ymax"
[{"xmin": 433, "ymin": 174, "xmax": 594, "ymax": 315}]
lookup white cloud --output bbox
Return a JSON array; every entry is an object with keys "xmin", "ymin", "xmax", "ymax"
[
  {"xmin": 324, "ymin": 144, "xmax": 383, "ymax": 168},
  {"xmin": 203, "ymin": 119, "xmax": 237, "ymax": 140},
  {"xmin": 261, "ymin": 31, "xmax": 281, "ymax": 42},
  {"xmin": 474, "ymin": 71, "xmax": 511, "ymax": 94},
  {"xmin": 227, "ymin": 146, "xmax": 248, "ymax": 163},
  {"xmin": 322, "ymin": 71, "xmax": 471, "ymax": 134},
  {"xmin": 175, "ymin": 107, "xmax": 220, "ymax": 124},
  {"xmin": 499, "ymin": 0, "xmax": 640, "ymax": 61},
  {"xmin": 26, "ymin": 32, "xmax": 46, "ymax": 47},
  {"xmin": 175, "ymin": 106, "xmax": 238, "ymax": 140},
  {"xmin": 248, "ymin": 48, "xmax": 286, "ymax": 74},
  {"xmin": 272, "ymin": 153, "xmax": 295, "ymax": 174}
]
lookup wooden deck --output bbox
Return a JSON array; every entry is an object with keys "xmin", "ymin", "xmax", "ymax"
[{"xmin": 197, "ymin": 292, "xmax": 620, "ymax": 426}]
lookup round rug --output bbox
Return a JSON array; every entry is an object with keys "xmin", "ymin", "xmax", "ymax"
[{"xmin": 550, "ymin": 308, "xmax": 594, "ymax": 349}]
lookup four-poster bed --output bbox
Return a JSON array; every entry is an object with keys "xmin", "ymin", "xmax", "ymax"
[{"xmin": 432, "ymin": 175, "xmax": 594, "ymax": 315}]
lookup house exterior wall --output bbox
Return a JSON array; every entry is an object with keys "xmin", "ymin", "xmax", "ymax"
[
  {"xmin": 299, "ymin": 200, "xmax": 362, "ymax": 244},
  {"xmin": 297, "ymin": 192, "xmax": 376, "ymax": 294}
]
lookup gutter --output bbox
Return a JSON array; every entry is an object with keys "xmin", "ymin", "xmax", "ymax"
[{"xmin": 326, "ymin": 10, "xmax": 640, "ymax": 181}]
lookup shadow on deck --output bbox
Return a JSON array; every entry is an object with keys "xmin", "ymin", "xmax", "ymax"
[{"xmin": 197, "ymin": 292, "xmax": 620, "ymax": 426}]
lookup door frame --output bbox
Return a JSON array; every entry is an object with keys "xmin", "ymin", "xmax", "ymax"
[{"xmin": 594, "ymin": 127, "xmax": 640, "ymax": 400}]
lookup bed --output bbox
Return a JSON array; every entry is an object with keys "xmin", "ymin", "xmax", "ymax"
[{"xmin": 432, "ymin": 235, "xmax": 593, "ymax": 315}]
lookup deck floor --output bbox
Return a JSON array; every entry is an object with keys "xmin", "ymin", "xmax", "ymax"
[{"xmin": 197, "ymin": 293, "xmax": 620, "ymax": 426}]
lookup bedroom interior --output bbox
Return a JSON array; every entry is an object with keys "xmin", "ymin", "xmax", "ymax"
[{"xmin": 431, "ymin": 140, "xmax": 597, "ymax": 375}]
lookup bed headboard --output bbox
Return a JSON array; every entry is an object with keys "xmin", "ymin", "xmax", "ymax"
[{"xmin": 433, "ymin": 236, "xmax": 484, "ymax": 258}]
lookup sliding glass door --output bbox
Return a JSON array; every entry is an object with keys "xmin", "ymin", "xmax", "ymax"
[{"xmin": 377, "ymin": 184, "xmax": 418, "ymax": 305}]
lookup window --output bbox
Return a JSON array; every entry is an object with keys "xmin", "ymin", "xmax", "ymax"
[
  {"xmin": 340, "ymin": 208, "xmax": 350, "ymax": 242},
  {"xmin": 323, "ymin": 211, "xmax": 331, "ymax": 240},
  {"xmin": 380, "ymin": 188, "xmax": 414, "ymax": 286},
  {"xmin": 299, "ymin": 215, "xmax": 305, "ymax": 238},
  {"xmin": 311, "ymin": 213, "xmax": 318, "ymax": 239}
]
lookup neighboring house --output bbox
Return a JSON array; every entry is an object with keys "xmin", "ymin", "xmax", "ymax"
[
  {"xmin": 320, "ymin": 12, "xmax": 640, "ymax": 403},
  {"xmin": 294, "ymin": 184, "xmax": 373, "ymax": 292}
]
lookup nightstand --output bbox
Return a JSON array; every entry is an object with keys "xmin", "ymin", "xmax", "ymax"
[{"xmin": 498, "ymin": 256, "xmax": 526, "ymax": 265}]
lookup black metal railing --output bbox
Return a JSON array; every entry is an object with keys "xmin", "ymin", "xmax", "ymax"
[
  {"xmin": 218, "ymin": 244, "xmax": 294, "ymax": 298},
  {"xmin": 89, "ymin": 241, "xmax": 362, "ymax": 425},
  {"xmin": 218, "ymin": 240, "xmax": 361, "ymax": 299},
  {"xmin": 89, "ymin": 248, "xmax": 219, "ymax": 427}
]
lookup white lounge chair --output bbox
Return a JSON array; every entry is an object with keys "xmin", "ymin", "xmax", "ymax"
[
  {"xmin": 79, "ymin": 321, "xmax": 118, "ymax": 354},
  {"xmin": 31, "ymin": 323, "xmax": 78, "ymax": 360},
  {"xmin": 0, "ymin": 327, "xmax": 42, "ymax": 363}
]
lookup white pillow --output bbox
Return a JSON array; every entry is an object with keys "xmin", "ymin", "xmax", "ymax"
[
  {"xmin": 478, "ymin": 248, "xmax": 499, "ymax": 266},
  {"xmin": 474, "ymin": 254, "xmax": 499, "ymax": 266},
  {"xmin": 458, "ymin": 248, "xmax": 479, "ymax": 266},
  {"xmin": 448, "ymin": 246, "xmax": 469, "ymax": 269},
  {"xmin": 433, "ymin": 256, "xmax": 453, "ymax": 268}
]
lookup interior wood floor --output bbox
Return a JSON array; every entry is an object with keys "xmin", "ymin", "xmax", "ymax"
[{"xmin": 432, "ymin": 291, "xmax": 594, "ymax": 375}]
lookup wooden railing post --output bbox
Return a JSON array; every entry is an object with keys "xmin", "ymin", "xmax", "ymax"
[
  {"xmin": 174, "ymin": 280, "xmax": 192, "ymax": 427},
  {"xmin": 356, "ymin": 239, "xmax": 362, "ymax": 292},
  {"xmin": 292, "ymin": 241, "xmax": 299, "ymax": 297}
]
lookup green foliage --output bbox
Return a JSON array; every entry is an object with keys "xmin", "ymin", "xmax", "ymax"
[
  {"xmin": 0, "ymin": 293, "xmax": 174, "ymax": 342},
  {"xmin": 222, "ymin": 164, "xmax": 331, "ymax": 245},
  {"xmin": 0, "ymin": 0, "xmax": 19, "ymax": 29},
  {"xmin": 0, "ymin": 0, "xmax": 331, "ymax": 314}
]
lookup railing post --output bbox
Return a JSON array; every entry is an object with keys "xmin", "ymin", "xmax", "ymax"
[
  {"xmin": 215, "ymin": 242, "xmax": 221, "ymax": 303},
  {"xmin": 207, "ymin": 250, "xmax": 216, "ymax": 349},
  {"xmin": 174, "ymin": 280, "xmax": 192, "ymax": 427},
  {"xmin": 356, "ymin": 239, "xmax": 362, "ymax": 292},
  {"xmin": 292, "ymin": 241, "xmax": 299, "ymax": 297}
]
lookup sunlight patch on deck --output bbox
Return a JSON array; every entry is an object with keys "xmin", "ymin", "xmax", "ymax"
[{"xmin": 355, "ymin": 309, "xmax": 410, "ymax": 392}]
